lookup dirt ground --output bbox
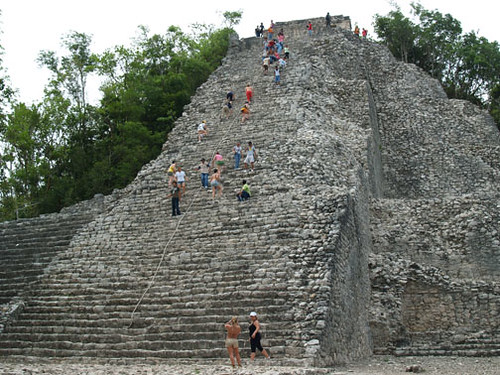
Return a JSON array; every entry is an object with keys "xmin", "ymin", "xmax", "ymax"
[{"xmin": 0, "ymin": 355, "xmax": 498, "ymax": 374}]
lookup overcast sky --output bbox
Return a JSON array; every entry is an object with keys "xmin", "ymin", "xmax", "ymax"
[{"xmin": 1, "ymin": 0, "xmax": 498, "ymax": 105}]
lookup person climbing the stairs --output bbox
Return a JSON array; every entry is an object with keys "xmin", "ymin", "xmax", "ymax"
[
  {"xmin": 195, "ymin": 158, "xmax": 210, "ymax": 189},
  {"xmin": 167, "ymin": 181, "xmax": 182, "ymax": 217},
  {"xmin": 262, "ymin": 55, "xmax": 270, "ymax": 75},
  {"xmin": 233, "ymin": 142, "xmax": 242, "ymax": 170},
  {"xmin": 209, "ymin": 168, "xmax": 223, "ymax": 199},
  {"xmin": 245, "ymin": 84, "xmax": 253, "ymax": 103},
  {"xmin": 224, "ymin": 316, "xmax": 242, "ymax": 369},
  {"xmin": 167, "ymin": 160, "xmax": 177, "ymax": 187},
  {"xmin": 249, "ymin": 312, "xmax": 270, "ymax": 361},
  {"xmin": 244, "ymin": 141, "xmax": 258, "ymax": 172},
  {"xmin": 175, "ymin": 165, "xmax": 187, "ymax": 195},
  {"xmin": 197, "ymin": 120, "xmax": 208, "ymax": 143},
  {"xmin": 212, "ymin": 151, "xmax": 225, "ymax": 174},
  {"xmin": 236, "ymin": 180, "xmax": 251, "ymax": 201},
  {"xmin": 241, "ymin": 102, "xmax": 250, "ymax": 123}
]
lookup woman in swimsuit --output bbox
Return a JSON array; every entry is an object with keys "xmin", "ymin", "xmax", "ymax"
[
  {"xmin": 249, "ymin": 312, "xmax": 270, "ymax": 361},
  {"xmin": 209, "ymin": 168, "xmax": 223, "ymax": 199},
  {"xmin": 224, "ymin": 316, "xmax": 242, "ymax": 368}
]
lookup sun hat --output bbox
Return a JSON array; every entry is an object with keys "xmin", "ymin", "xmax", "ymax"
[{"xmin": 249, "ymin": 312, "xmax": 257, "ymax": 317}]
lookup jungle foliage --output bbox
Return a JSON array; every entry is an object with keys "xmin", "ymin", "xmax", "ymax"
[{"xmin": 0, "ymin": 11, "xmax": 241, "ymax": 221}]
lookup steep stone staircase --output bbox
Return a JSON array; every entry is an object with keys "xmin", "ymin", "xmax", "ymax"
[
  {"xmin": 1, "ymin": 15, "xmax": 499, "ymax": 363},
  {"xmin": 0, "ymin": 197, "xmax": 108, "ymax": 306},
  {"xmin": 0, "ymin": 19, "xmax": 373, "ymax": 365}
]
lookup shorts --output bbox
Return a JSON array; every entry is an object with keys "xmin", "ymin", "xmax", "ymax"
[
  {"xmin": 215, "ymin": 160, "xmax": 225, "ymax": 166},
  {"xmin": 245, "ymin": 155, "xmax": 255, "ymax": 164},
  {"xmin": 177, "ymin": 181, "xmax": 185, "ymax": 186},
  {"xmin": 168, "ymin": 172, "xmax": 174, "ymax": 176},
  {"xmin": 211, "ymin": 180, "xmax": 219, "ymax": 187},
  {"xmin": 275, "ymin": 75, "xmax": 280, "ymax": 83},
  {"xmin": 225, "ymin": 338, "xmax": 239, "ymax": 348}
]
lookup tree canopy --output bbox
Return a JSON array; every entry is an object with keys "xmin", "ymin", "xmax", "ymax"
[{"xmin": 0, "ymin": 12, "xmax": 240, "ymax": 221}]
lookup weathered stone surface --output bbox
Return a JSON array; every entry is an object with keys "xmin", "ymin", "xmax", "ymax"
[{"xmin": 0, "ymin": 15, "xmax": 499, "ymax": 366}]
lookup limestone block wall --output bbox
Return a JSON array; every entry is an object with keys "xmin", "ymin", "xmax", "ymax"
[
  {"xmin": 371, "ymin": 198, "xmax": 500, "ymax": 281},
  {"xmin": 357, "ymin": 31, "xmax": 500, "ymax": 355},
  {"xmin": 370, "ymin": 255, "xmax": 500, "ymax": 355}
]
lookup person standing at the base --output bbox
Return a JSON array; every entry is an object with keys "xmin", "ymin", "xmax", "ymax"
[
  {"xmin": 249, "ymin": 312, "xmax": 270, "ymax": 361},
  {"xmin": 224, "ymin": 316, "xmax": 242, "ymax": 369},
  {"xmin": 167, "ymin": 181, "xmax": 181, "ymax": 216}
]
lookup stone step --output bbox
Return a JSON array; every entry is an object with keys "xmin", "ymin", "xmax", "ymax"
[
  {"xmin": 17, "ymin": 301, "xmax": 289, "ymax": 318},
  {"xmin": 0, "ymin": 345, "xmax": 286, "ymax": 358}
]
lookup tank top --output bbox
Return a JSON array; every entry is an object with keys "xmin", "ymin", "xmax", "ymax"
[{"xmin": 249, "ymin": 322, "xmax": 260, "ymax": 338}]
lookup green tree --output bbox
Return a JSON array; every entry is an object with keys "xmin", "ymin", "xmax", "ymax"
[
  {"xmin": 444, "ymin": 32, "xmax": 500, "ymax": 103},
  {"xmin": 373, "ymin": 4, "xmax": 500, "ymax": 127},
  {"xmin": 0, "ymin": 103, "xmax": 55, "ymax": 219},
  {"xmin": 490, "ymin": 84, "xmax": 500, "ymax": 129},
  {"xmin": 411, "ymin": 3, "xmax": 462, "ymax": 80},
  {"xmin": 373, "ymin": 7, "xmax": 418, "ymax": 63},
  {"xmin": 1, "ymin": 13, "xmax": 237, "ymax": 221},
  {"xmin": 222, "ymin": 10, "xmax": 243, "ymax": 28}
]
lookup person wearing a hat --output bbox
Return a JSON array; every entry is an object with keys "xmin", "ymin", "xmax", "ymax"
[{"xmin": 249, "ymin": 312, "xmax": 270, "ymax": 361}]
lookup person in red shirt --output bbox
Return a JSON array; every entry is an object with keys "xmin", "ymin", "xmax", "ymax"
[
  {"xmin": 245, "ymin": 84, "xmax": 253, "ymax": 103},
  {"xmin": 307, "ymin": 21, "xmax": 313, "ymax": 36}
]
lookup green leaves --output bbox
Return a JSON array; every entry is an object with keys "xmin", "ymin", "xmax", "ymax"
[
  {"xmin": 373, "ymin": 4, "xmax": 500, "ymax": 125},
  {"xmin": 0, "ymin": 12, "xmax": 236, "ymax": 221}
]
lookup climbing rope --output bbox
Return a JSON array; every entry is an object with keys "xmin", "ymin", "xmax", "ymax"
[{"xmin": 128, "ymin": 100, "xmax": 244, "ymax": 328}]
